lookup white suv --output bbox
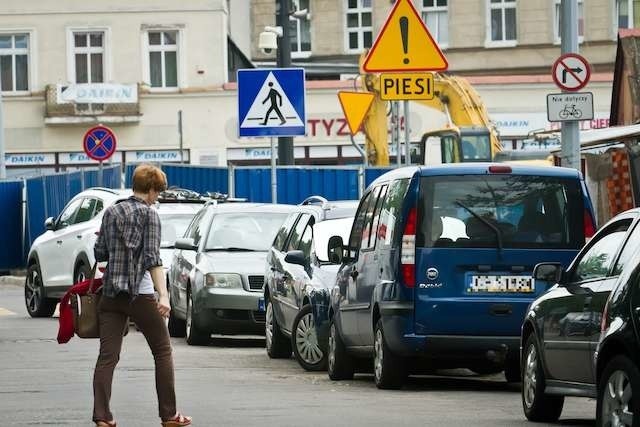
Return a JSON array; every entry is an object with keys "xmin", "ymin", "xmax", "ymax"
[{"xmin": 25, "ymin": 188, "xmax": 130, "ymax": 317}]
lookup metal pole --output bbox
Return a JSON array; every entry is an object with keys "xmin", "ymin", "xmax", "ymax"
[
  {"xmin": 178, "ymin": 110, "xmax": 184, "ymax": 164},
  {"xmin": 403, "ymin": 100, "xmax": 411, "ymax": 166},
  {"xmin": 276, "ymin": 0, "xmax": 294, "ymax": 165},
  {"xmin": 98, "ymin": 161, "xmax": 103, "ymax": 187},
  {"xmin": 270, "ymin": 137, "xmax": 277, "ymax": 203},
  {"xmin": 0, "ymin": 91, "xmax": 5, "ymax": 179},
  {"xmin": 560, "ymin": 0, "xmax": 580, "ymax": 171},
  {"xmin": 393, "ymin": 102, "xmax": 401, "ymax": 167}
]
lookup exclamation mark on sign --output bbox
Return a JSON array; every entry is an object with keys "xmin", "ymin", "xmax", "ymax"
[{"xmin": 400, "ymin": 16, "xmax": 409, "ymax": 64}]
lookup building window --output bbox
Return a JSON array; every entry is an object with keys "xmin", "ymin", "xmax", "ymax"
[
  {"xmin": 72, "ymin": 31, "xmax": 105, "ymax": 83},
  {"xmin": 147, "ymin": 31, "xmax": 178, "ymax": 88},
  {"xmin": 422, "ymin": 0, "xmax": 449, "ymax": 48},
  {"xmin": 345, "ymin": 0, "xmax": 373, "ymax": 52},
  {"xmin": 0, "ymin": 33, "xmax": 29, "ymax": 92},
  {"xmin": 290, "ymin": 0, "xmax": 311, "ymax": 56},
  {"xmin": 554, "ymin": 0, "xmax": 584, "ymax": 43},
  {"xmin": 487, "ymin": 0, "xmax": 517, "ymax": 45},
  {"xmin": 617, "ymin": 0, "xmax": 640, "ymax": 28}
]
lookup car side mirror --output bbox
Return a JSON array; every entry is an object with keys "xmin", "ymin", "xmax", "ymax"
[
  {"xmin": 44, "ymin": 217, "xmax": 55, "ymax": 231},
  {"xmin": 533, "ymin": 263, "xmax": 563, "ymax": 283},
  {"xmin": 175, "ymin": 237, "xmax": 197, "ymax": 251},
  {"xmin": 284, "ymin": 250, "xmax": 307, "ymax": 267},
  {"xmin": 327, "ymin": 235, "xmax": 345, "ymax": 264}
]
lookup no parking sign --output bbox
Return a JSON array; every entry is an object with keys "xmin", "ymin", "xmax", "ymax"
[{"xmin": 83, "ymin": 125, "xmax": 117, "ymax": 161}]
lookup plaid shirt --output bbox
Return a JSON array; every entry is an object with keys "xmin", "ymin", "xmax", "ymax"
[{"xmin": 94, "ymin": 196, "xmax": 162, "ymax": 298}]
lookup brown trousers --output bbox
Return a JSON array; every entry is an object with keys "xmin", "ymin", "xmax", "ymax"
[{"xmin": 93, "ymin": 293, "xmax": 176, "ymax": 422}]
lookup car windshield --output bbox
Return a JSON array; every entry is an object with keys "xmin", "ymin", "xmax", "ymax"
[
  {"xmin": 159, "ymin": 214, "xmax": 196, "ymax": 248},
  {"xmin": 313, "ymin": 217, "xmax": 354, "ymax": 262},
  {"xmin": 204, "ymin": 212, "xmax": 289, "ymax": 251},
  {"xmin": 418, "ymin": 175, "xmax": 584, "ymax": 249}
]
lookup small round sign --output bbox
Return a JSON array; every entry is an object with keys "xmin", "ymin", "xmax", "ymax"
[
  {"xmin": 83, "ymin": 125, "xmax": 117, "ymax": 161},
  {"xmin": 552, "ymin": 53, "xmax": 591, "ymax": 92}
]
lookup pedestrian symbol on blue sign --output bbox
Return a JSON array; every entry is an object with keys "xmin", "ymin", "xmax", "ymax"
[{"xmin": 238, "ymin": 68, "xmax": 306, "ymax": 137}]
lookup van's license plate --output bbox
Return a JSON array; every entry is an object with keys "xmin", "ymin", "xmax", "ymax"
[{"xmin": 467, "ymin": 275, "xmax": 534, "ymax": 293}]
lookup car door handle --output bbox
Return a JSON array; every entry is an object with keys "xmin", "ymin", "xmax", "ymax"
[
  {"xmin": 270, "ymin": 267, "xmax": 277, "ymax": 271},
  {"xmin": 56, "ymin": 240, "xmax": 63, "ymax": 245},
  {"xmin": 76, "ymin": 235, "xmax": 83, "ymax": 240}
]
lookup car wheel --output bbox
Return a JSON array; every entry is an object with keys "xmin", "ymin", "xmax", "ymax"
[
  {"xmin": 185, "ymin": 289, "xmax": 209, "ymax": 346},
  {"xmin": 373, "ymin": 319, "xmax": 407, "ymax": 390},
  {"xmin": 596, "ymin": 355, "xmax": 639, "ymax": 427},
  {"xmin": 327, "ymin": 317, "xmax": 354, "ymax": 381},
  {"xmin": 168, "ymin": 296, "xmax": 186, "ymax": 338},
  {"xmin": 292, "ymin": 305, "xmax": 326, "ymax": 371},
  {"xmin": 265, "ymin": 297, "xmax": 291, "ymax": 358},
  {"xmin": 74, "ymin": 262, "xmax": 91, "ymax": 284},
  {"xmin": 522, "ymin": 334, "xmax": 564, "ymax": 422},
  {"xmin": 505, "ymin": 353, "xmax": 522, "ymax": 383},
  {"xmin": 24, "ymin": 262, "xmax": 57, "ymax": 318}
]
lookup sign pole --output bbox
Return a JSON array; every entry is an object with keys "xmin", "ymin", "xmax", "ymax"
[
  {"xmin": 561, "ymin": 0, "xmax": 580, "ymax": 170},
  {"xmin": 270, "ymin": 136, "xmax": 277, "ymax": 204},
  {"xmin": 0, "ymin": 91, "xmax": 5, "ymax": 180},
  {"xmin": 403, "ymin": 100, "xmax": 411, "ymax": 165},
  {"xmin": 178, "ymin": 110, "xmax": 184, "ymax": 164},
  {"xmin": 99, "ymin": 160, "xmax": 104, "ymax": 187},
  {"xmin": 393, "ymin": 102, "xmax": 401, "ymax": 167}
]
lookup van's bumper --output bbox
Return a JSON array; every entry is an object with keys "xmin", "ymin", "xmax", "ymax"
[{"xmin": 380, "ymin": 304, "xmax": 519, "ymax": 362}]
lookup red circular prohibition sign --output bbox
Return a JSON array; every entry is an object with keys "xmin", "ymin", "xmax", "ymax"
[
  {"xmin": 551, "ymin": 53, "xmax": 591, "ymax": 92},
  {"xmin": 83, "ymin": 125, "xmax": 117, "ymax": 161}
]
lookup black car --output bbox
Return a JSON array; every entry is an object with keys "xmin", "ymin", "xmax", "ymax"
[
  {"xmin": 521, "ymin": 208, "xmax": 640, "ymax": 423},
  {"xmin": 264, "ymin": 198, "xmax": 357, "ymax": 370},
  {"xmin": 595, "ymin": 241, "xmax": 640, "ymax": 426}
]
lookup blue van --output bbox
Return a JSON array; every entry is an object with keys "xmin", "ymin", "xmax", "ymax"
[{"xmin": 326, "ymin": 164, "xmax": 595, "ymax": 389}]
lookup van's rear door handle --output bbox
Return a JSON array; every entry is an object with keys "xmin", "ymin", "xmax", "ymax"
[{"xmin": 490, "ymin": 304, "xmax": 512, "ymax": 316}]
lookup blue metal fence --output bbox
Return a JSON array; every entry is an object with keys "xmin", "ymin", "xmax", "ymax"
[
  {"xmin": 2, "ymin": 163, "xmax": 397, "ymax": 270},
  {"xmin": 0, "ymin": 180, "xmax": 24, "ymax": 271},
  {"xmin": 233, "ymin": 167, "xmax": 361, "ymax": 204}
]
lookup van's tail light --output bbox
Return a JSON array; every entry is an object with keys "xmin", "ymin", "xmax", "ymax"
[
  {"xmin": 584, "ymin": 210, "xmax": 595, "ymax": 239},
  {"xmin": 401, "ymin": 207, "xmax": 417, "ymax": 288},
  {"xmin": 601, "ymin": 299, "xmax": 610, "ymax": 333}
]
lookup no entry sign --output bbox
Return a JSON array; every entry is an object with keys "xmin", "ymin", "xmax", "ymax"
[
  {"xmin": 83, "ymin": 125, "xmax": 117, "ymax": 161},
  {"xmin": 552, "ymin": 53, "xmax": 591, "ymax": 92}
]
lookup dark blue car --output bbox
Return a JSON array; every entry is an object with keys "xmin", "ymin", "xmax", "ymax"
[{"xmin": 326, "ymin": 163, "xmax": 596, "ymax": 389}]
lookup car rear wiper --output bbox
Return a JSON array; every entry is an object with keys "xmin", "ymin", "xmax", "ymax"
[
  {"xmin": 455, "ymin": 201, "xmax": 503, "ymax": 257},
  {"xmin": 204, "ymin": 247, "xmax": 257, "ymax": 252}
]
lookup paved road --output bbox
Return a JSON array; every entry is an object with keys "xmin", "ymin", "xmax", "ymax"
[{"xmin": 0, "ymin": 284, "xmax": 596, "ymax": 427}]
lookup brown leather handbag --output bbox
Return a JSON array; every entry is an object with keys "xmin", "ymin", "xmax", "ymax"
[{"xmin": 70, "ymin": 264, "xmax": 102, "ymax": 339}]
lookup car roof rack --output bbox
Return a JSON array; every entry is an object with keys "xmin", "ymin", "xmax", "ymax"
[{"xmin": 158, "ymin": 187, "xmax": 207, "ymax": 203}]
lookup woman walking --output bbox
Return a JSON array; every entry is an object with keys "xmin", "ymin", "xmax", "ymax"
[{"xmin": 92, "ymin": 164, "xmax": 191, "ymax": 427}]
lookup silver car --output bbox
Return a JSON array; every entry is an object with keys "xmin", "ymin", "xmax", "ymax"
[{"xmin": 168, "ymin": 203, "xmax": 298, "ymax": 345}]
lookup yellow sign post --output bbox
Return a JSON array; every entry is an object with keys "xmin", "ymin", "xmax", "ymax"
[
  {"xmin": 379, "ymin": 72, "xmax": 434, "ymax": 101},
  {"xmin": 337, "ymin": 91, "xmax": 375, "ymax": 135},
  {"xmin": 362, "ymin": 0, "xmax": 448, "ymax": 72}
]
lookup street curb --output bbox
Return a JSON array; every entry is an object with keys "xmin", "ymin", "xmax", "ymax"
[{"xmin": 0, "ymin": 276, "xmax": 24, "ymax": 287}]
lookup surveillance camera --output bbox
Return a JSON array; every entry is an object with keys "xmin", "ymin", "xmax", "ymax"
[{"xmin": 259, "ymin": 31, "xmax": 278, "ymax": 55}]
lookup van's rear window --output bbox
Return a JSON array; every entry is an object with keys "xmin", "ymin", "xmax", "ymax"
[{"xmin": 417, "ymin": 175, "xmax": 585, "ymax": 249}]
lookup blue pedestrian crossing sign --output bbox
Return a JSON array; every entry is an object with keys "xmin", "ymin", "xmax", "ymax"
[{"xmin": 237, "ymin": 68, "xmax": 306, "ymax": 137}]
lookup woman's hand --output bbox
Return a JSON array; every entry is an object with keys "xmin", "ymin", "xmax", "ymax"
[{"xmin": 157, "ymin": 294, "xmax": 171, "ymax": 318}]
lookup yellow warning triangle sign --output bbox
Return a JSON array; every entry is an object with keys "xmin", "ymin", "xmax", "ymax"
[
  {"xmin": 337, "ymin": 91, "xmax": 375, "ymax": 135},
  {"xmin": 363, "ymin": 0, "xmax": 448, "ymax": 72}
]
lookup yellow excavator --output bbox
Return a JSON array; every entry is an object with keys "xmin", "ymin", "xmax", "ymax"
[{"xmin": 359, "ymin": 57, "xmax": 501, "ymax": 166}]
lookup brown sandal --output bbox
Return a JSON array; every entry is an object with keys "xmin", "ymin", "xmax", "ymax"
[
  {"xmin": 95, "ymin": 421, "xmax": 116, "ymax": 427},
  {"xmin": 161, "ymin": 413, "xmax": 192, "ymax": 427}
]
